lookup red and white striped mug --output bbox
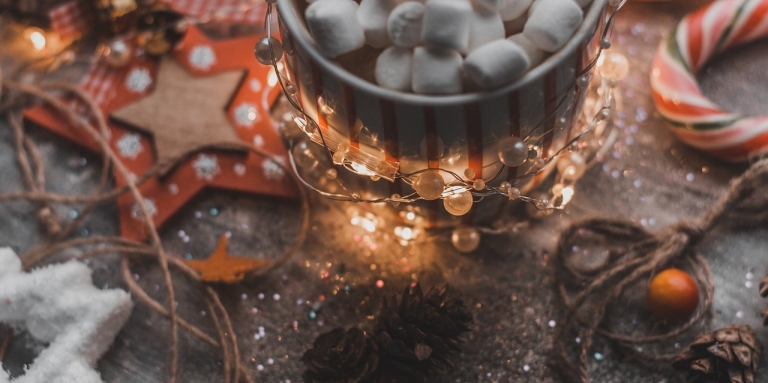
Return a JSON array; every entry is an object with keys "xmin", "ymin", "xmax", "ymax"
[{"xmin": 277, "ymin": 0, "xmax": 609, "ymax": 228}]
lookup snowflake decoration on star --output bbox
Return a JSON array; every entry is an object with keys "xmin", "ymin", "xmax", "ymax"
[
  {"xmin": 193, "ymin": 153, "xmax": 220, "ymax": 180},
  {"xmin": 125, "ymin": 68, "xmax": 152, "ymax": 93},
  {"xmin": 131, "ymin": 198, "xmax": 158, "ymax": 220},
  {"xmin": 233, "ymin": 102, "xmax": 260, "ymax": 128},
  {"xmin": 262, "ymin": 155, "xmax": 287, "ymax": 181},
  {"xmin": 188, "ymin": 45, "xmax": 216, "ymax": 71},
  {"xmin": 116, "ymin": 133, "xmax": 142, "ymax": 159}
]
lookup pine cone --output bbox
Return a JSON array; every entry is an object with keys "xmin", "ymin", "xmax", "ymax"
[
  {"xmin": 673, "ymin": 325, "xmax": 762, "ymax": 383},
  {"xmin": 759, "ymin": 271, "xmax": 768, "ymax": 325},
  {"xmin": 375, "ymin": 284, "xmax": 472, "ymax": 382},
  {"xmin": 302, "ymin": 327, "xmax": 379, "ymax": 383}
]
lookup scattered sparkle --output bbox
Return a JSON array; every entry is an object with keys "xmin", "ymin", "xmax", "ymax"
[
  {"xmin": 548, "ymin": 320, "xmax": 556, "ymax": 328},
  {"xmin": 376, "ymin": 280, "xmax": 385, "ymax": 288},
  {"xmin": 267, "ymin": 358, "xmax": 274, "ymax": 365},
  {"xmin": 68, "ymin": 209, "xmax": 79, "ymax": 219},
  {"xmin": 594, "ymin": 352, "xmax": 604, "ymax": 361},
  {"xmin": 209, "ymin": 207, "xmax": 220, "ymax": 217},
  {"xmin": 116, "ymin": 133, "xmax": 142, "ymax": 158},
  {"xmin": 168, "ymin": 183, "xmax": 179, "ymax": 195},
  {"xmin": 241, "ymin": 293, "xmax": 248, "ymax": 300},
  {"xmin": 736, "ymin": 311, "xmax": 744, "ymax": 319},
  {"xmin": 746, "ymin": 280, "xmax": 753, "ymax": 288},
  {"xmin": 685, "ymin": 173, "xmax": 694, "ymax": 182},
  {"xmin": 188, "ymin": 45, "xmax": 216, "ymax": 71},
  {"xmin": 273, "ymin": 293, "xmax": 281, "ymax": 301},
  {"xmin": 125, "ymin": 68, "xmax": 152, "ymax": 93},
  {"xmin": 258, "ymin": 293, "xmax": 265, "ymax": 300},
  {"xmin": 192, "ymin": 153, "xmax": 220, "ymax": 180},
  {"xmin": 257, "ymin": 364, "xmax": 264, "ymax": 371},
  {"xmin": 746, "ymin": 272, "xmax": 754, "ymax": 280},
  {"xmin": 523, "ymin": 365, "xmax": 530, "ymax": 372},
  {"xmin": 253, "ymin": 135, "xmax": 265, "ymax": 147},
  {"xmin": 308, "ymin": 310, "xmax": 317, "ymax": 320}
]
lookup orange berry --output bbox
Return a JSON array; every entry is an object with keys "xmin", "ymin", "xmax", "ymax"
[{"xmin": 647, "ymin": 268, "xmax": 699, "ymax": 322}]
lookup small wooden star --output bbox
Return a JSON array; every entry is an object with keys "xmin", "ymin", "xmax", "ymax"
[{"xmin": 185, "ymin": 234, "xmax": 268, "ymax": 283}]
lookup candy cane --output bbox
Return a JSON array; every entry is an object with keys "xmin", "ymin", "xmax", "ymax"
[{"xmin": 651, "ymin": 0, "xmax": 768, "ymax": 162}]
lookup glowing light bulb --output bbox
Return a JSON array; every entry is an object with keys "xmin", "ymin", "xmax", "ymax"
[{"xmin": 25, "ymin": 28, "xmax": 47, "ymax": 51}]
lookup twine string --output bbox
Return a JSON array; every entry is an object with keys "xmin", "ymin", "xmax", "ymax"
[
  {"xmin": 0, "ymin": 57, "xmax": 309, "ymax": 382},
  {"xmin": 553, "ymin": 159, "xmax": 768, "ymax": 383}
]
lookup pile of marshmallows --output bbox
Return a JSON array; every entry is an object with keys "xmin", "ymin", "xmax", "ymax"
[{"xmin": 304, "ymin": 0, "xmax": 590, "ymax": 95}]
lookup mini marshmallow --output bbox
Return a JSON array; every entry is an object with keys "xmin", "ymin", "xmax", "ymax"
[
  {"xmin": 472, "ymin": 0, "xmax": 505, "ymax": 11},
  {"xmin": 508, "ymin": 33, "xmax": 546, "ymax": 67},
  {"xmin": 464, "ymin": 39, "xmax": 529, "ymax": 89},
  {"xmin": 468, "ymin": 6, "xmax": 505, "ymax": 52},
  {"xmin": 375, "ymin": 47, "xmax": 413, "ymax": 91},
  {"xmin": 421, "ymin": 0, "xmax": 473, "ymax": 52},
  {"xmin": 523, "ymin": 0, "xmax": 582, "ymax": 52},
  {"xmin": 306, "ymin": 0, "xmax": 366, "ymax": 58},
  {"xmin": 358, "ymin": 0, "xmax": 400, "ymax": 48},
  {"xmin": 387, "ymin": 2, "xmax": 426, "ymax": 48},
  {"xmin": 499, "ymin": 0, "xmax": 534, "ymax": 21},
  {"xmin": 412, "ymin": 47, "xmax": 463, "ymax": 94}
]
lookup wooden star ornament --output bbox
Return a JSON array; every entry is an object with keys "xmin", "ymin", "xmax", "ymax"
[
  {"xmin": 185, "ymin": 234, "xmax": 268, "ymax": 283},
  {"xmin": 23, "ymin": 26, "xmax": 297, "ymax": 241},
  {"xmin": 110, "ymin": 56, "xmax": 246, "ymax": 174}
]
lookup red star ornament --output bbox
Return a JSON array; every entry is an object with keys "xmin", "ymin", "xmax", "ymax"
[{"xmin": 24, "ymin": 26, "xmax": 296, "ymax": 241}]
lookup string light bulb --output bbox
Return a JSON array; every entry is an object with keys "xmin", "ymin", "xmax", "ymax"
[{"xmin": 24, "ymin": 27, "xmax": 47, "ymax": 51}]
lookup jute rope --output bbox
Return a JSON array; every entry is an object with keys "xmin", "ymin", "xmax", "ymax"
[
  {"xmin": 0, "ymin": 62, "xmax": 311, "ymax": 383},
  {"xmin": 553, "ymin": 159, "xmax": 768, "ymax": 382}
]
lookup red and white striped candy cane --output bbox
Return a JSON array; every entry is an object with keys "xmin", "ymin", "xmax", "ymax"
[{"xmin": 651, "ymin": 0, "xmax": 768, "ymax": 161}]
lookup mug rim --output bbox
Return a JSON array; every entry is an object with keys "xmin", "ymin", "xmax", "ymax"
[{"xmin": 277, "ymin": 0, "xmax": 608, "ymax": 107}]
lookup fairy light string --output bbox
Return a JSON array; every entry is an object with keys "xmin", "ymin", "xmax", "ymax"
[{"xmin": 258, "ymin": 0, "xmax": 628, "ymax": 216}]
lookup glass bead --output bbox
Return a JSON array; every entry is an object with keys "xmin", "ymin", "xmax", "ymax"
[
  {"xmin": 292, "ymin": 141, "xmax": 318, "ymax": 170},
  {"xmin": 576, "ymin": 75, "xmax": 590, "ymax": 88},
  {"xmin": 508, "ymin": 187, "xmax": 521, "ymax": 200},
  {"xmin": 598, "ymin": 51, "xmax": 629, "ymax": 81},
  {"xmin": 498, "ymin": 136, "xmax": 528, "ymax": 167},
  {"xmin": 463, "ymin": 168, "xmax": 476, "ymax": 179},
  {"xmin": 499, "ymin": 181, "xmax": 512, "ymax": 194},
  {"xmin": 285, "ymin": 84, "xmax": 297, "ymax": 95},
  {"xmin": 255, "ymin": 36, "xmax": 283, "ymax": 66},
  {"xmin": 557, "ymin": 152, "xmax": 586, "ymax": 180},
  {"xmin": 326, "ymin": 168, "xmax": 338, "ymax": 179},
  {"xmin": 390, "ymin": 193, "xmax": 401, "ymax": 207},
  {"xmin": 533, "ymin": 158, "xmax": 547, "ymax": 168},
  {"xmin": 444, "ymin": 190, "xmax": 473, "ymax": 216},
  {"xmin": 451, "ymin": 226, "xmax": 480, "ymax": 253},
  {"xmin": 535, "ymin": 198, "xmax": 549, "ymax": 210},
  {"xmin": 332, "ymin": 151, "xmax": 345, "ymax": 164},
  {"xmin": 413, "ymin": 170, "xmax": 444, "ymax": 200},
  {"xmin": 599, "ymin": 38, "xmax": 611, "ymax": 49},
  {"xmin": 473, "ymin": 179, "xmax": 485, "ymax": 191}
]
